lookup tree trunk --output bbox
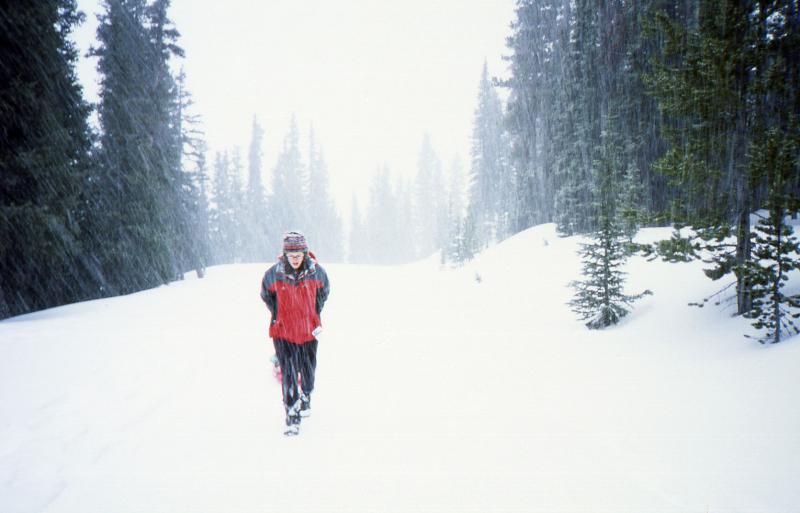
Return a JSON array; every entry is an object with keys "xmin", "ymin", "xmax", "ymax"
[
  {"xmin": 736, "ymin": 206, "xmax": 752, "ymax": 315},
  {"xmin": 773, "ymin": 211, "xmax": 783, "ymax": 344}
]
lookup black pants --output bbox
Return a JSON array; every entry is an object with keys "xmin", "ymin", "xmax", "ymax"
[{"xmin": 273, "ymin": 338, "xmax": 318, "ymax": 411}]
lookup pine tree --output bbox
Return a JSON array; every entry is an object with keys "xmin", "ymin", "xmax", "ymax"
[
  {"xmin": 746, "ymin": 208, "xmax": 800, "ymax": 344},
  {"xmin": 413, "ymin": 134, "xmax": 445, "ymax": 259},
  {"xmin": 306, "ymin": 128, "xmax": 343, "ymax": 262},
  {"xmin": 503, "ymin": 0, "xmax": 566, "ymax": 231},
  {"xmin": 174, "ymin": 68, "xmax": 208, "ymax": 278},
  {"xmin": 569, "ymin": 226, "xmax": 630, "ymax": 329},
  {"xmin": 243, "ymin": 115, "xmax": 269, "ymax": 262},
  {"xmin": 744, "ymin": 126, "xmax": 800, "ymax": 344},
  {"xmin": 209, "ymin": 151, "xmax": 235, "ymax": 264},
  {"xmin": 569, "ymin": 142, "xmax": 651, "ymax": 329},
  {"xmin": 556, "ymin": 0, "xmax": 604, "ymax": 236},
  {"xmin": 271, "ymin": 117, "xmax": 306, "ymax": 235},
  {"xmin": 90, "ymin": 0, "xmax": 185, "ymax": 293},
  {"xmin": 739, "ymin": 1, "xmax": 800, "ymax": 343},
  {"xmin": 185, "ymin": 139, "xmax": 210, "ymax": 278},
  {"xmin": 467, "ymin": 61, "xmax": 511, "ymax": 248},
  {"xmin": 0, "ymin": 0, "xmax": 98, "ymax": 318},
  {"xmin": 150, "ymin": 0, "xmax": 187, "ymax": 280},
  {"xmin": 645, "ymin": 0, "xmax": 756, "ymax": 315},
  {"xmin": 606, "ymin": 0, "xmax": 667, "ymax": 219},
  {"xmin": 229, "ymin": 147, "xmax": 246, "ymax": 262}
]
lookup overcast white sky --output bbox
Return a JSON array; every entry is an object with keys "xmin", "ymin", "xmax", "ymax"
[{"xmin": 72, "ymin": 0, "xmax": 516, "ymax": 212}]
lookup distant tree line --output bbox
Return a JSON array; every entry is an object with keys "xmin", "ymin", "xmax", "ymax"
[
  {"xmin": 348, "ymin": 134, "xmax": 467, "ymax": 266},
  {"xmin": 348, "ymin": 60, "xmax": 512, "ymax": 268},
  {"xmin": 207, "ymin": 116, "xmax": 345, "ymax": 266}
]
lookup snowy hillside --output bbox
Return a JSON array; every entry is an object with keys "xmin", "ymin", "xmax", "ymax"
[{"xmin": 1, "ymin": 224, "xmax": 799, "ymax": 513}]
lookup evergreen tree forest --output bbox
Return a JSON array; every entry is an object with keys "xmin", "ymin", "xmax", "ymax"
[
  {"xmin": 2, "ymin": 0, "xmax": 799, "ymax": 345},
  {"xmin": 207, "ymin": 119, "xmax": 345, "ymax": 265},
  {"xmin": 0, "ymin": 0, "xmax": 216, "ymax": 319},
  {"xmin": 493, "ymin": 0, "xmax": 800, "ymax": 342},
  {"xmin": 1, "ymin": 1, "xmax": 96, "ymax": 319},
  {"xmin": 0, "ymin": 1, "xmax": 344, "ymax": 319},
  {"xmin": 348, "ymin": 136, "xmax": 465, "ymax": 266}
]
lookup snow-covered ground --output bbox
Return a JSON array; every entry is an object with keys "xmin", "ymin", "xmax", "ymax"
[{"xmin": 2, "ymin": 224, "xmax": 799, "ymax": 513}]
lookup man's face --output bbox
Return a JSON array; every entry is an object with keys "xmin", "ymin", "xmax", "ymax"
[{"xmin": 286, "ymin": 252, "xmax": 305, "ymax": 269}]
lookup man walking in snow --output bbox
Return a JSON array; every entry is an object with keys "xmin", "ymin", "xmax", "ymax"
[{"xmin": 260, "ymin": 231, "xmax": 330, "ymax": 435}]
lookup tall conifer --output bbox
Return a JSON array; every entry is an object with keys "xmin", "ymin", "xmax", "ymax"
[
  {"xmin": 468, "ymin": 62, "xmax": 511, "ymax": 247},
  {"xmin": 0, "ymin": 0, "xmax": 97, "ymax": 318},
  {"xmin": 243, "ymin": 116, "xmax": 269, "ymax": 262},
  {"xmin": 306, "ymin": 128, "xmax": 343, "ymax": 262},
  {"xmin": 90, "ymin": 0, "xmax": 185, "ymax": 293},
  {"xmin": 271, "ymin": 117, "xmax": 306, "ymax": 235}
]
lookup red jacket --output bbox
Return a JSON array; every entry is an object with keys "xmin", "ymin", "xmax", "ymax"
[{"xmin": 260, "ymin": 252, "xmax": 330, "ymax": 344}]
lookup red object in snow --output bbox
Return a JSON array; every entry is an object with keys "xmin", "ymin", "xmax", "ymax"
[{"xmin": 271, "ymin": 355, "xmax": 301, "ymax": 386}]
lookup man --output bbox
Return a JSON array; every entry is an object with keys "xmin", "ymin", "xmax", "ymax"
[{"xmin": 260, "ymin": 231, "xmax": 330, "ymax": 435}]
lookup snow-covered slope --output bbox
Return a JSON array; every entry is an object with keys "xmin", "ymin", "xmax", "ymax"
[{"xmin": 2, "ymin": 224, "xmax": 799, "ymax": 513}]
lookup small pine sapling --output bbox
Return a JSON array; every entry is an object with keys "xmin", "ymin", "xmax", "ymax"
[
  {"xmin": 569, "ymin": 216, "xmax": 652, "ymax": 329},
  {"xmin": 568, "ymin": 145, "xmax": 651, "ymax": 329}
]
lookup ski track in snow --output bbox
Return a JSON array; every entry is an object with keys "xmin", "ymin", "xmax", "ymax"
[{"xmin": 1, "ymin": 224, "xmax": 799, "ymax": 513}]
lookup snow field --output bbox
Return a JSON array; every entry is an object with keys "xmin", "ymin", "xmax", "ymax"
[{"xmin": 1, "ymin": 223, "xmax": 799, "ymax": 512}]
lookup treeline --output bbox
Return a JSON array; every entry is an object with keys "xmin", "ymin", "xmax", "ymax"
[
  {"xmin": 490, "ymin": 0, "xmax": 800, "ymax": 343},
  {"xmin": 0, "ymin": 1, "xmax": 349, "ymax": 320},
  {"xmin": 207, "ymin": 116, "xmax": 344, "ymax": 266},
  {"xmin": 1, "ymin": 0, "xmax": 210, "ymax": 319},
  {"xmin": 3, "ymin": 0, "xmax": 799, "ymax": 340},
  {"xmin": 348, "ymin": 61, "xmax": 513, "ymax": 267},
  {"xmin": 349, "ymin": 135, "xmax": 468, "ymax": 265},
  {"xmin": 501, "ymin": 0, "xmax": 798, "ymax": 242}
]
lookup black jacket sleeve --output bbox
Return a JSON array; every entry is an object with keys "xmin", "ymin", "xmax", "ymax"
[
  {"xmin": 260, "ymin": 268, "xmax": 277, "ymax": 317},
  {"xmin": 316, "ymin": 265, "xmax": 330, "ymax": 315}
]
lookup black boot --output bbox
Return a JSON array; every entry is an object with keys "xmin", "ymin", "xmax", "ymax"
[
  {"xmin": 299, "ymin": 393, "xmax": 311, "ymax": 417},
  {"xmin": 284, "ymin": 401, "xmax": 301, "ymax": 436}
]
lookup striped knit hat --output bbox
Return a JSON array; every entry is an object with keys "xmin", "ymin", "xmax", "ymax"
[{"xmin": 282, "ymin": 231, "xmax": 308, "ymax": 253}]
